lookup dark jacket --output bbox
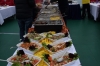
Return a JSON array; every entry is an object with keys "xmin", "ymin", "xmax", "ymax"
[
  {"xmin": 14, "ymin": 0, "xmax": 37, "ymax": 19},
  {"xmin": 50, "ymin": 0, "xmax": 68, "ymax": 14}
]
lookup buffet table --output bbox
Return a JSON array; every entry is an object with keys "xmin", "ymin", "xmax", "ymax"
[
  {"xmin": 0, "ymin": 13, "xmax": 4, "ymax": 25},
  {"xmin": 90, "ymin": 3, "xmax": 100, "ymax": 21},
  {"xmin": 7, "ymin": 25, "xmax": 81, "ymax": 66},
  {"xmin": 0, "ymin": 6, "xmax": 15, "ymax": 25},
  {"xmin": 6, "ymin": 5, "xmax": 81, "ymax": 66}
]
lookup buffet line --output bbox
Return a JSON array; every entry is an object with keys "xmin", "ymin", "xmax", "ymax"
[{"xmin": 7, "ymin": 5, "xmax": 81, "ymax": 66}]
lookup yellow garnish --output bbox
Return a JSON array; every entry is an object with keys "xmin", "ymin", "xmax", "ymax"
[
  {"xmin": 34, "ymin": 47, "xmax": 52, "ymax": 58},
  {"xmin": 50, "ymin": 16, "xmax": 60, "ymax": 20},
  {"xmin": 39, "ymin": 38, "xmax": 53, "ymax": 45},
  {"xmin": 49, "ymin": 31, "xmax": 56, "ymax": 34},
  {"xmin": 37, "ymin": 60, "xmax": 48, "ymax": 66}
]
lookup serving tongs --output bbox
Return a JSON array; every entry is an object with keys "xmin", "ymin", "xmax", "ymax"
[
  {"xmin": 0, "ymin": 59, "xmax": 7, "ymax": 62},
  {"xmin": 0, "ymin": 59, "xmax": 29, "ymax": 62},
  {"xmin": 45, "ymin": 4, "xmax": 49, "ymax": 9}
]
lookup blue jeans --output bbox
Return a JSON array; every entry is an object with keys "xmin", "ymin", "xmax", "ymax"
[{"xmin": 17, "ymin": 18, "xmax": 33, "ymax": 41}]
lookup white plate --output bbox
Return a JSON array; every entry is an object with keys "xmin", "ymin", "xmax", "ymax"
[
  {"xmin": 16, "ymin": 41, "xmax": 42, "ymax": 54},
  {"xmin": 7, "ymin": 49, "xmax": 41, "ymax": 66}
]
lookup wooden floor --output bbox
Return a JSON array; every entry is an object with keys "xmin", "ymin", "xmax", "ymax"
[{"xmin": 0, "ymin": 17, "xmax": 100, "ymax": 66}]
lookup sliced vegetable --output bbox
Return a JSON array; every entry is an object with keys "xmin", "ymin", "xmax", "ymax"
[
  {"xmin": 23, "ymin": 37, "xmax": 30, "ymax": 43},
  {"xmin": 29, "ymin": 45, "xmax": 37, "ymax": 51},
  {"xmin": 46, "ymin": 33, "xmax": 53, "ymax": 38},
  {"xmin": 42, "ymin": 43, "xmax": 48, "ymax": 49},
  {"xmin": 17, "ymin": 50, "xmax": 25, "ymax": 56},
  {"xmin": 47, "ymin": 44, "xmax": 53, "ymax": 49},
  {"xmin": 64, "ymin": 32, "xmax": 68, "ymax": 37},
  {"xmin": 65, "ymin": 41, "xmax": 72, "ymax": 47},
  {"xmin": 73, "ymin": 53, "xmax": 79, "ymax": 60},
  {"xmin": 12, "ymin": 62, "xmax": 21, "ymax": 66},
  {"xmin": 42, "ymin": 54, "xmax": 49, "ymax": 62}
]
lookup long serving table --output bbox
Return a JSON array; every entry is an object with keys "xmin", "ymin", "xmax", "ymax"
[
  {"xmin": 0, "ymin": 13, "xmax": 3, "ymax": 25},
  {"xmin": 6, "ymin": 5, "xmax": 81, "ymax": 66},
  {"xmin": 7, "ymin": 23, "xmax": 82, "ymax": 65},
  {"xmin": 0, "ymin": 6, "xmax": 15, "ymax": 25},
  {"xmin": 90, "ymin": 3, "xmax": 100, "ymax": 21}
]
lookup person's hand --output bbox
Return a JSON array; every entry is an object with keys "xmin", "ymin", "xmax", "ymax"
[{"xmin": 36, "ymin": 3, "xmax": 42, "ymax": 9}]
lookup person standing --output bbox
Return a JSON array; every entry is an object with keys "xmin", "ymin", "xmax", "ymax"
[
  {"xmin": 82, "ymin": 0, "xmax": 91, "ymax": 19},
  {"xmin": 14, "ymin": 0, "xmax": 37, "ymax": 41},
  {"xmin": 50, "ymin": 0, "xmax": 68, "ymax": 25}
]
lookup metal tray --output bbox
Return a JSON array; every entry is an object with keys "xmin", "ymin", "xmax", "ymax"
[
  {"xmin": 33, "ymin": 6, "xmax": 63, "ymax": 33},
  {"xmin": 36, "ymin": 17, "xmax": 50, "ymax": 21},
  {"xmin": 34, "ymin": 20, "xmax": 63, "ymax": 25},
  {"xmin": 40, "ymin": 6, "xmax": 59, "ymax": 14},
  {"xmin": 39, "ymin": 13, "xmax": 60, "ymax": 17},
  {"xmin": 36, "ymin": 13, "xmax": 62, "ymax": 21}
]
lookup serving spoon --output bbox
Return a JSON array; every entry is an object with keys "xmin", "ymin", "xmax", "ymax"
[{"xmin": 0, "ymin": 59, "xmax": 7, "ymax": 62}]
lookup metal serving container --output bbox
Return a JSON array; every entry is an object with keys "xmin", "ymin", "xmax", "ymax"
[
  {"xmin": 40, "ymin": 6, "xmax": 59, "ymax": 14},
  {"xmin": 34, "ymin": 6, "xmax": 63, "ymax": 33},
  {"xmin": 34, "ymin": 20, "xmax": 63, "ymax": 25}
]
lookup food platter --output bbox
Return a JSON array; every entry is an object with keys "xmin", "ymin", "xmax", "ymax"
[
  {"xmin": 34, "ymin": 20, "xmax": 63, "ymax": 25},
  {"xmin": 41, "ymin": 52, "xmax": 79, "ymax": 66},
  {"xmin": 7, "ymin": 50, "xmax": 41, "ymax": 66},
  {"xmin": 51, "ymin": 52, "xmax": 79, "ymax": 66},
  {"xmin": 34, "ymin": 5, "xmax": 63, "ymax": 26},
  {"xmin": 17, "ymin": 38, "xmax": 42, "ymax": 54},
  {"xmin": 15, "ymin": 31, "xmax": 77, "ymax": 66},
  {"xmin": 24, "ymin": 31, "xmax": 69, "ymax": 42},
  {"xmin": 34, "ymin": 47, "xmax": 52, "ymax": 58}
]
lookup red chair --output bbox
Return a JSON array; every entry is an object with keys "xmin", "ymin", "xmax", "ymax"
[
  {"xmin": 6, "ymin": 0, "xmax": 14, "ymax": 6},
  {"xmin": 90, "ymin": 0, "xmax": 96, "ymax": 2},
  {"xmin": 35, "ymin": 0, "xmax": 43, "ymax": 4},
  {"xmin": 0, "ymin": 0, "xmax": 6, "ymax": 6}
]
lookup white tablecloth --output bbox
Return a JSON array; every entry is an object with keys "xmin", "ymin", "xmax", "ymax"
[
  {"xmin": 90, "ymin": 3, "xmax": 100, "ymax": 21},
  {"xmin": 0, "ymin": 6, "xmax": 15, "ymax": 25},
  {"xmin": 0, "ymin": 13, "xmax": 4, "ymax": 25}
]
